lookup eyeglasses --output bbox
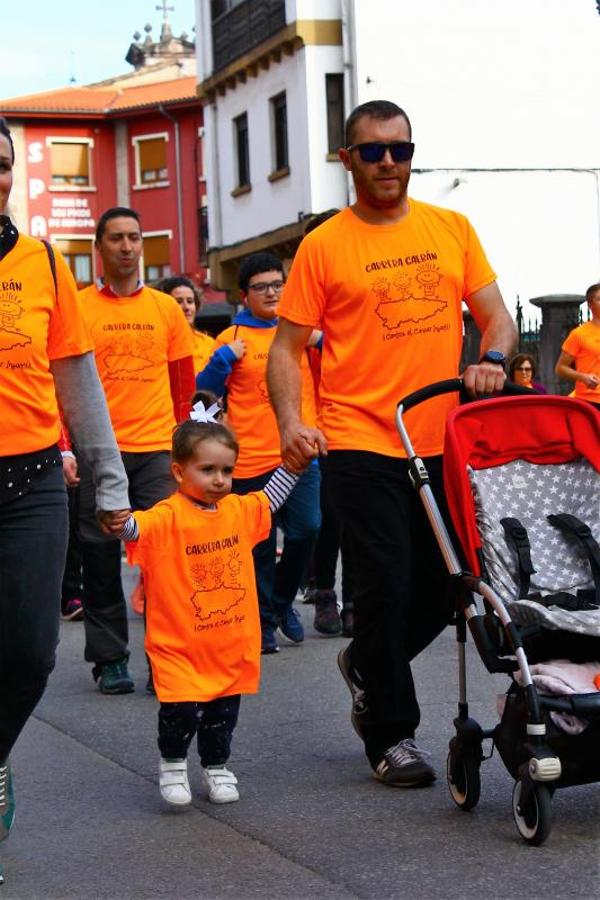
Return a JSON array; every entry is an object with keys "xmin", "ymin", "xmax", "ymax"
[
  {"xmin": 514, "ymin": 366, "xmax": 533, "ymax": 373},
  {"xmin": 248, "ymin": 280, "xmax": 285, "ymax": 294},
  {"xmin": 346, "ymin": 141, "xmax": 415, "ymax": 163}
]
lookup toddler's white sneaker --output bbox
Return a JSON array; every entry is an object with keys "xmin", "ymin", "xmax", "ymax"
[
  {"xmin": 204, "ymin": 765, "xmax": 239, "ymax": 804},
  {"xmin": 159, "ymin": 758, "xmax": 192, "ymax": 806}
]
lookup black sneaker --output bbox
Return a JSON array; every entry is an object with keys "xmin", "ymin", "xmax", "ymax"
[
  {"xmin": 340, "ymin": 606, "xmax": 354, "ymax": 638},
  {"xmin": 337, "ymin": 646, "xmax": 368, "ymax": 739},
  {"xmin": 313, "ymin": 590, "xmax": 342, "ymax": 636},
  {"xmin": 374, "ymin": 739, "xmax": 436, "ymax": 788},
  {"xmin": 94, "ymin": 658, "xmax": 134, "ymax": 694}
]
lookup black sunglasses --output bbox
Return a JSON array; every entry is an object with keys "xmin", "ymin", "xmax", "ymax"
[{"xmin": 346, "ymin": 141, "xmax": 415, "ymax": 163}]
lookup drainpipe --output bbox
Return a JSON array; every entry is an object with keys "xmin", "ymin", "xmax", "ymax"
[
  {"xmin": 341, "ymin": 0, "xmax": 357, "ymax": 205},
  {"xmin": 158, "ymin": 104, "xmax": 185, "ymax": 272}
]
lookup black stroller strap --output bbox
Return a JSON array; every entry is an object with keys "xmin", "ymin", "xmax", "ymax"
[
  {"xmin": 500, "ymin": 517, "xmax": 536, "ymax": 599},
  {"xmin": 547, "ymin": 513, "xmax": 600, "ymax": 607},
  {"xmin": 527, "ymin": 589, "xmax": 599, "ymax": 612}
]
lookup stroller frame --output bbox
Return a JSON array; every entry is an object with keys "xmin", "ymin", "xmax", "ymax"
[{"xmin": 396, "ymin": 378, "xmax": 600, "ymax": 846}]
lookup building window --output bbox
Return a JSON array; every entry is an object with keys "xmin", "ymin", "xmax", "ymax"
[
  {"xmin": 49, "ymin": 140, "xmax": 92, "ymax": 187},
  {"xmin": 133, "ymin": 134, "xmax": 169, "ymax": 188},
  {"xmin": 270, "ymin": 92, "xmax": 288, "ymax": 174},
  {"xmin": 326, "ymin": 74, "xmax": 345, "ymax": 154},
  {"xmin": 143, "ymin": 234, "xmax": 171, "ymax": 283},
  {"xmin": 211, "ymin": 0, "xmax": 286, "ymax": 72},
  {"xmin": 54, "ymin": 239, "xmax": 93, "ymax": 287},
  {"xmin": 233, "ymin": 113, "xmax": 250, "ymax": 189}
]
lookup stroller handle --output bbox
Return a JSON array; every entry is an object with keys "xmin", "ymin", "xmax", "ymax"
[{"xmin": 397, "ymin": 378, "xmax": 533, "ymax": 414}]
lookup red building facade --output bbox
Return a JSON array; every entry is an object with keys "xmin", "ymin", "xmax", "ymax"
[{"xmin": 1, "ymin": 77, "xmax": 208, "ymax": 291}]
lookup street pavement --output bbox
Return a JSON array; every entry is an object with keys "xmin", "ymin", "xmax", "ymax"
[{"xmin": 1, "ymin": 564, "xmax": 599, "ymax": 899}]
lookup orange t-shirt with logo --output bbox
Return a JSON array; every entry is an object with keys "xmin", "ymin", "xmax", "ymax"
[
  {"xmin": 278, "ymin": 202, "xmax": 496, "ymax": 457},
  {"xmin": 191, "ymin": 328, "xmax": 216, "ymax": 376},
  {"xmin": 562, "ymin": 321, "xmax": 600, "ymax": 403},
  {"xmin": 126, "ymin": 490, "xmax": 271, "ymax": 702},
  {"xmin": 215, "ymin": 324, "xmax": 318, "ymax": 477},
  {"xmin": 0, "ymin": 234, "xmax": 93, "ymax": 454},
  {"xmin": 78, "ymin": 284, "xmax": 193, "ymax": 452}
]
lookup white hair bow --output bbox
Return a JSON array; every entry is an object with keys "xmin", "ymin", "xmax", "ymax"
[{"xmin": 190, "ymin": 400, "xmax": 221, "ymax": 424}]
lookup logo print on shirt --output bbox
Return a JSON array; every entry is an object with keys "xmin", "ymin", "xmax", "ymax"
[
  {"xmin": 188, "ymin": 549, "xmax": 246, "ymax": 628},
  {"xmin": 373, "ymin": 264, "xmax": 447, "ymax": 330},
  {"xmin": 0, "ymin": 292, "xmax": 32, "ymax": 352},
  {"xmin": 101, "ymin": 333, "xmax": 155, "ymax": 377}
]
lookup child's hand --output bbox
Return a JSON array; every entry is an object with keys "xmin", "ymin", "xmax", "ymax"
[
  {"xmin": 97, "ymin": 508, "xmax": 132, "ymax": 536},
  {"xmin": 228, "ymin": 339, "xmax": 246, "ymax": 360}
]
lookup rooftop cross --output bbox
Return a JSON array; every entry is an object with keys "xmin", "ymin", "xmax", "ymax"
[{"xmin": 156, "ymin": 1, "xmax": 174, "ymax": 20}]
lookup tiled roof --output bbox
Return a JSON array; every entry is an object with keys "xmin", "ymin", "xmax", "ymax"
[{"xmin": 0, "ymin": 77, "xmax": 198, "ymax": 116}]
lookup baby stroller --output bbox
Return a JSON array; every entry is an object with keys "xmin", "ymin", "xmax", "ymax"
[{"xmin": 396, "ymin": 381, "xmax": 600, "ymax": 845}]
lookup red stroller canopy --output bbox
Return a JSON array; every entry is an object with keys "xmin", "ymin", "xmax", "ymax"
[{"xmin": 443, "ymin": 396, "xmax": 600, "ymax": 577}]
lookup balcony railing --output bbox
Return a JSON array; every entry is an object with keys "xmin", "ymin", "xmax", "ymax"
[{"xmin": 212, "ymin": 0, "xmax": 286, "ymax": 72}]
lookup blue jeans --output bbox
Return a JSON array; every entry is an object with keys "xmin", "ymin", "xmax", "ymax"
[
  {"xmin": 0, "ymin": 464, "xmax": 68, "ymax": 762},
  {"xmin": 233, "ymin": 463, "xmax": 321, "ymax": 630}
]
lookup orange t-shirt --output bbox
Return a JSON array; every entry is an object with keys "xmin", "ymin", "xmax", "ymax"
[
  {"xmin": 215, "ymin": 324, "xmax": 318, "ymax": 477},
  {"xmin": 278, "ymin": 202, "xmax": 496, "ymax": 457},
  {"xmin": 191, "ymin": 328, "xmax": 216, "ymax": 376},
  {"xmin": 78, "ymin": 284, "xmax": 193, "ymax": 451},
  {"xmin": 126, "ymin": 490, "xmax": 271, "ymax": 702},
  {"xmin": 562, "ymin": 321, "xmax": 600, "ymax": 403},
  {"xmin": 0, "ymin": 234, "xmax": 93, "ymax": 454}
]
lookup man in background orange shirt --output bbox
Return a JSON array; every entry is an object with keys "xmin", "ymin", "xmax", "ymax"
[
  {"xmin": 555, "ymin": 283, "xmax": 600, "ymax": 409},
  {"xmin": 268, "ymin": 101, "xmax": 517, "ymax": 787},
  {"xmin": 76, "ymin": 207, "xmax": 194, "ymax": 694}
]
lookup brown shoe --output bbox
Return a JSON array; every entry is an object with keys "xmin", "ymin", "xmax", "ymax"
[{"xmin": 313, "ymin": 590, "xmax": 341, "ymax": 635}]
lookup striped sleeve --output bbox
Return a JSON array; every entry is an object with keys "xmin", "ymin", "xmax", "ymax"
[
  {"xmin": 119, "ymin": 514, "xmax": 139, "ymax": 542},
  {"xmin": 263, "ymin": 466, "xmax": 300, "ymax": 513}
]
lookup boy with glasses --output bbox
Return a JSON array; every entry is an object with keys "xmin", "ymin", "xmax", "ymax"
[{"xmin": 196, "ymin": 252, "xmax": 321, "ymax": 653}]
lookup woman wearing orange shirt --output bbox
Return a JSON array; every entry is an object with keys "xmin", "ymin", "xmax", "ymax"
[
  {"xmin": 157, "ymin": 275, "xmax": 216, "ymax": 376},
  {"xmin": 0, "ymin": 118, "xmax": 128, "ymax": 847}
]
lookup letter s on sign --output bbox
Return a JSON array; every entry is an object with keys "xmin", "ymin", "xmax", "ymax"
[{"xmin": 27, "ymin": 142, "xmax": 44, "ymax": 164}]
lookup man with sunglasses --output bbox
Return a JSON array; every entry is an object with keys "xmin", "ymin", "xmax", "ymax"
[
  {"xmin": 268, "ymin": 100, "xmax": 516, "ymax": 788},
  {"xmin": 196, "ymin": 251, "xmax": 321, "ymax": 654}
]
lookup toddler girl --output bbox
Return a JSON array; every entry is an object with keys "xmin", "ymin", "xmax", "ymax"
[{"xmin": 116, "ymin": 401, "xmax": 301, "ymax": 805}]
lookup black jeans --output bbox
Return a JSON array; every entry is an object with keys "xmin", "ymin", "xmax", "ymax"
[
  {"xmin": 78, "ymin": 450, "xmax": 174, "ymax": 665},
  {"xmin": 313, "ymin": 461, "xmax": 354, "ymax": 610},
  {"xmin": 0, "ymin": 465, "xmax": 68, "ymax": 762},
  {"xmin": 324, "ymin": 451, "xmax": 454, "ymax": 768},
  {"xmin": 158, "ymin": 696, "xmax": 241, "ymax": 766}
]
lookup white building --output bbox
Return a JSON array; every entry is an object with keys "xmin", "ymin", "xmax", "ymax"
[{"xmin": 196, "ymin": 0, "xmax": 600, "ymax": 314}]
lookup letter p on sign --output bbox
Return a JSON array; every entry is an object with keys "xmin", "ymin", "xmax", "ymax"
[{"xmin": 29, "ymin": 178, "xmax": 45, "ymax": 200}]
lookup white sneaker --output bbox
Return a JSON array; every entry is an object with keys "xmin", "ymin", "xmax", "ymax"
[
  {"xmin": 204, "ymin": 765, "xmax": 239, "ymax": 804},
  {"xmin": 159, "ymin": 758, "xmax": 192, "ymax": 806}
]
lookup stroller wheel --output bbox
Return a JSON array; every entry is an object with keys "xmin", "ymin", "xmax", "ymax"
[
  {"xmin": 446, "ymin": 751, "xmax": 481, "ymax": 810},
  {"xmin": 512, "ymin": 779, "xmax": 553, "ymax": 846}
]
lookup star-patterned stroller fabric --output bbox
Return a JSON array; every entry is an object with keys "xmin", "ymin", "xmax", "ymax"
[
  {"xmin": 442, "ymin": 394, "xmax": 600, "ymax": 636},
  {"xmin": 469, "ymin": 458, "xmax": 600, "ymax": 636}
]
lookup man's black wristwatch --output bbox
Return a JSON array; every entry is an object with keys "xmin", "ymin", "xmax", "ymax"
[{"xmin": 479, "ymin": 350, "xmax": 507, "ymax": 370}]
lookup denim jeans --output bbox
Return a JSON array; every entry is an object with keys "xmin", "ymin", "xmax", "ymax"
[
  {"xmin": 0, "ymin": 464, "xmax": 68, "ymax": 762},
  {"xmin": 233, "ymin": 462, "xmax": 321, "ymax": 630},
  {"xmin": 158, "ymin": 696, "xmax": 241, "ymax": 766}
]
